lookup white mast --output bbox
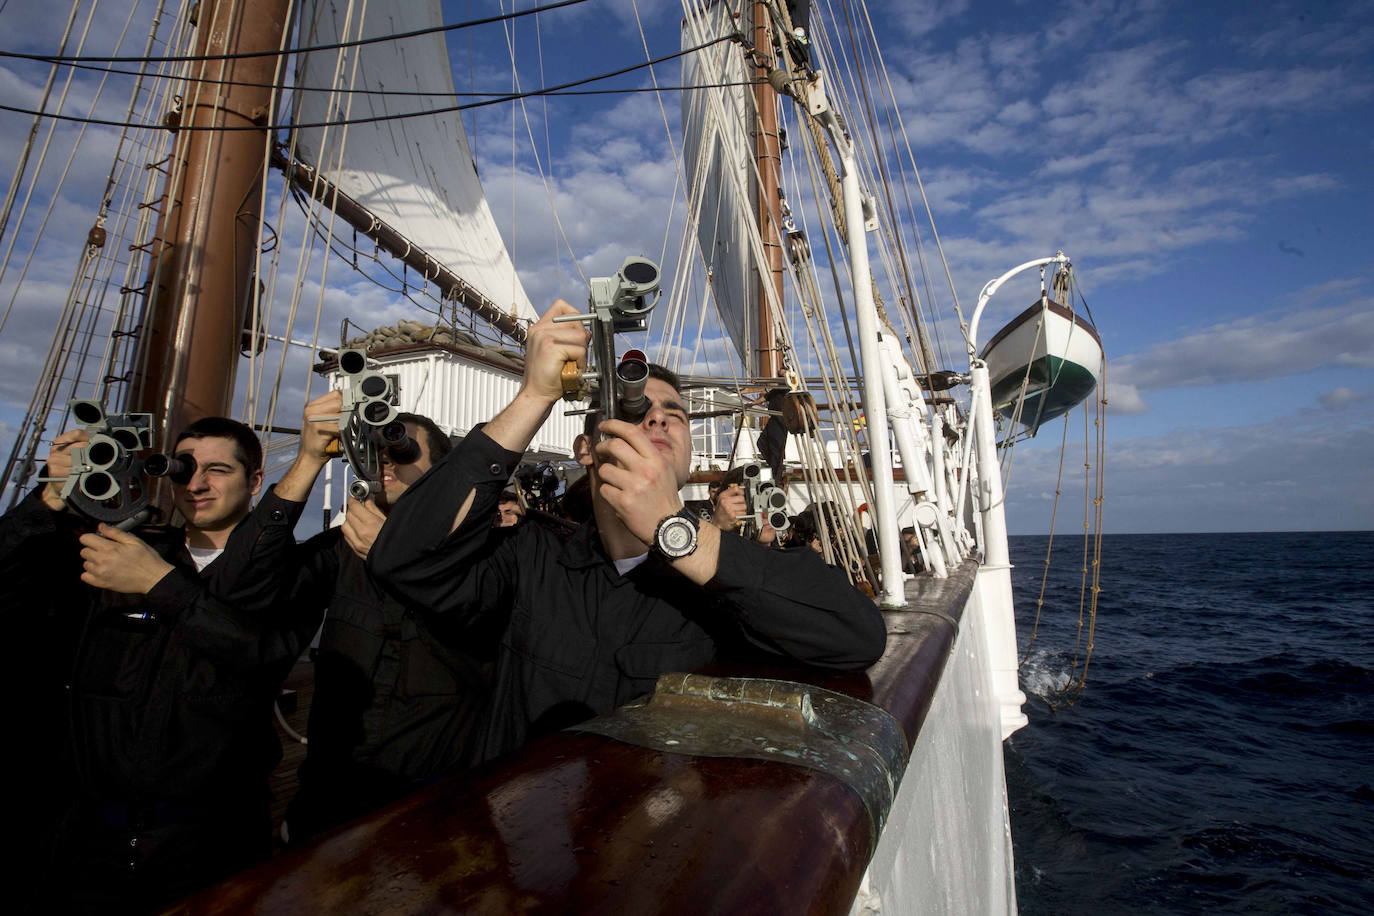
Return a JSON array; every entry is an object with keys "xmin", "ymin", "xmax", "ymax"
[{"xmin": 810, "ymin": 81, "xmax": 906, "ymax": 608}]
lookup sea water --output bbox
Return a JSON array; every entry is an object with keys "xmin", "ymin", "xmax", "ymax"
[{"xmin": 1006, "ymin": 531, "xmax": 1374, "ymax": 914}]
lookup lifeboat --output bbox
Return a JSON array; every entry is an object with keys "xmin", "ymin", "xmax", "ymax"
[{"xmin": 980, "ymin": 296, "xmax": 1103, "ymax": 434}]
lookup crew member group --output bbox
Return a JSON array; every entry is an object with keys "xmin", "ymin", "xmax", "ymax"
[{"xmin": 3, "ymin": 300, "xmax": 887, "ymax": 912}]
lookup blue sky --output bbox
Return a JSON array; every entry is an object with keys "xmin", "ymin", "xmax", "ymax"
[
  {"xmin": 1, "ymin": 0, "xmax": 1371, "ymax": 534},
  {"xmin": 440, "ymin": 0, "xmax": 1374, "ymax": 534}
]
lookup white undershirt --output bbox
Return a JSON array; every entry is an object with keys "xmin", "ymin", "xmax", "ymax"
[
  {"xmin": 613, "ymin": 552, "xmax": 649, "ymax": 576},
  {"xmin": 187, "ymin": 545, "xmax": 223, "ymax": 572}
]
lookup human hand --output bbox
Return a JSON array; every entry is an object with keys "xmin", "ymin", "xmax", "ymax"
[
  {"xmin": 42, "ymin": 429, "xmax": 90, "ymax": 511},
  {"xmin": 78, "ymin": 524, "xmax": 175, "ymax": 594},
  {"xmin": 710, "ymin": 484, "xmax": 747, "ymax": 532},
  {"xmin": 592, "ymin": 418, "xmax": 683, "ymax": 545},
  {"xmin": 341, "ymin": 497, "xmax": 385, "ymax": 560},
  {"xmin": 519, "ymin": 300, "xmax": 588, "ymax": 405},
  {"xmin": 300, "ymin": 389, "xmax": 343, "ymax": 463}
]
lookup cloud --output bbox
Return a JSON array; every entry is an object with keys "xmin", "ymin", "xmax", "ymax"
[
  {"xmin": 1005, "ymin": 395, "xmax": 1374, "ymax": 533},
  {"xmin": 861, "ymin": 4, "xmax": 1365, "ymax": 309},
  {"xmin": 1242, "ymin": 15, "xmax": 1374, "ymax": 60},
  {"xmin": 1103, "ymin": 379, "xmax": 1147, "ymax": 415},
  {"xmin": 886, "ymin": 0, "xmax": 972, "ymax": 39},
  {"xmin": 1317, "ymin": 387, "xmax": 1368, "ymax": 409},
  {"xmin": 1112, "ymin": 295, "xmax": 1374, "ymax": 395}
]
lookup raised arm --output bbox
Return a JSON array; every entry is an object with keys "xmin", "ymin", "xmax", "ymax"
[
  {"xmin": 367, "ymin": 427, "xmax": 523, "ymax": 620},
  {"xmin": 369, "ymin": 300, "xmax": 585, "ymax": 614},
  {"xmin": 274, "ymin": 389, "xmax": 343, "ymax": 503},
  {"xmin": 589, "ymin": 427, "xmax": 886, "ymax": 669},
  {"xmin": 482, "ymin": 300, "xmax": 587, "ymax": 456},
  {"xmin": 442, "ymin": 301, "xmax": 588, "ymax": 533}
]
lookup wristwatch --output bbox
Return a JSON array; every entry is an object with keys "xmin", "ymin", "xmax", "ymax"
[{"xmin": 652, "ymin": 508, "xmax": 700, "ymax": 560}]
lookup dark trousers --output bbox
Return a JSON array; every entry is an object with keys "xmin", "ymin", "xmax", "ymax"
[{"xmin": 40, "ymin": 797, "xmax": 270, "ymax": 914}]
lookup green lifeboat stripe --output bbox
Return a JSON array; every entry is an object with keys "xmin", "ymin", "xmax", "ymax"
[{"xmin": 990, "ymin": 355, "xmax": 1097, "ymax": 426}]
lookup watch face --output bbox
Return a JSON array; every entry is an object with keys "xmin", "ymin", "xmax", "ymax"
[{"xmin": 658, "ymin": 516, "xmax": 697, "ymax": 558}]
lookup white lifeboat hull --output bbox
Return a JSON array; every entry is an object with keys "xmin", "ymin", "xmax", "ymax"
[{"xmin": 981, "ymin": 298, "xmax": 1103, "ymax": 431}]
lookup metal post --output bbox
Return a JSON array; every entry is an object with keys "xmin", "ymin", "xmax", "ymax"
[
  {"xmin": 964, "ymin": 253, "xmax": 1069, "ymax": 739},
  {"xmin": 838, "ymin": 148, "xmax": 904, "ymax": 607}
]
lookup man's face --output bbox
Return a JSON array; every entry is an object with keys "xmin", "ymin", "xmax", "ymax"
[
  {"xmin": 497, "ymin": 499, "xmax": 524, "ymax": 527},
  {"xmin": 379, "ymin": 422, "xmax": 434, "ymax": 508},
  {"xmin": 170, "ymin": 436, "xmax": 262, "ymax": 534},
  {"xmin": 636, "ymin": 377, "xmax": 692, "ymax": 487}
]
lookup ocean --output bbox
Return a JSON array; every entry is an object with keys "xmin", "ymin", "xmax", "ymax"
[{"xmin": 1006, "ymin": 532, "xmax": 1374, "ymax": 914}]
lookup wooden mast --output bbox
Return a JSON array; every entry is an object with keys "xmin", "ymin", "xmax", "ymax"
[
  {"xmin": 752, "ymin": 1, "xmax": 784, "ymax": 380},
  {"xmin": 129, "ymin": 0, "xmax": 293, "ymax": 441}
]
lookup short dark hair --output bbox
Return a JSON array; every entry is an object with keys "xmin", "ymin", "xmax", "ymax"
[
  {"xmin": 719, "ymin": 464, "xmax": 749, "ymax": 488},
  {"xmin": 710, "ymin": 464, "xmax": 749, "ymax": 505},
  {"xmin": 792, "ymin": 501, "xmax": 842, "ymax": 545},
  {"xmin": 174, "ymin": 417, "xmax": 262, "ymax": 477},
  {"xmin": 560, "ymin": 472, "xmax": 593, "ymax": 523},
  {"xmin": 647, "ymin": 362, "xmax": 681, "ymax": 393},
  {"xmin": 498, "ymin": 489, "xmax": 519, "ymax": 505},
  {"xmin": 397, "ymin": 412, "xmax": 452, "ymax": 462},
  {"xmin": 582, "ymin": 362, "xmax": 683, "ymax": 437},
  {"xmin": 788, "ymin": 509, "xmax": 818, "ymax": 546}
]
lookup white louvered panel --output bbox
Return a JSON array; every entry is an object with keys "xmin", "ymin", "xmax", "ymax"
[{"xmin": 364, "ymin": 348, "xmax": 576, "ymax": 459}]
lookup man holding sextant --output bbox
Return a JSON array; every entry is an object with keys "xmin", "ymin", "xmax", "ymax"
[
  {"xmin": 0, "ymin": 404, "xmax": 334, "ymax": 911},
  {"xmin": 369, "ymin": 296, "xmax": 886, "ymax": 764}
]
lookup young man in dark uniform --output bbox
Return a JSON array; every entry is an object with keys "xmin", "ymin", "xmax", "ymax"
[
  {"xmin": 369, "ymin": 301, "xmax": 887, "ymax": 764},
  {"xmin": 1, "ymin": 404, "xmax": 335, "ymax": 912},
  {"xmin": 282, "ymin": 411, "xmax": 499, "ymax": 844}
]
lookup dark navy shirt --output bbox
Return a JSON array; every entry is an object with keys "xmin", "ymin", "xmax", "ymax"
[{"xmin": 370, "ymin": 428, "xmax": 886, "ymax": 763}]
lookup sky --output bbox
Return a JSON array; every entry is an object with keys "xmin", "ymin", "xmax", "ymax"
[{"xmin": 0, "ymin": 0, "xmax": 1371, "ymax": 534}]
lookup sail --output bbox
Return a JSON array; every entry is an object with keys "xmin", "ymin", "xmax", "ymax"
[
  {"xmin": 681, "ymin": 1, "xmax": 758, "ymax": 370},
  {"xmin": 293, "ymin": 0, "xmax": 535, "ymax": 324}
]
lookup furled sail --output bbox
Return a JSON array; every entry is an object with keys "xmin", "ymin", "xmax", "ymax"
[
  {"xmin": 681, "ymin": 0, "xmax": 759, "ymax": 370},
  {"xmin": 293, "ymin": 0, "xmax": 535, "ymax": 324}
]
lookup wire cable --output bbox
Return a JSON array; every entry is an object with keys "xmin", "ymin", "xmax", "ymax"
[
  {"xmin": 0, "ymin": 35, "xmax": 742, "ymax": 132},
  {"xmin": 6, "ymin": 51, "xmax": 766, "ymax": 98},
  {"xmin": 0, "ymin": 0, "xmax": 591, "ymax": 65}
]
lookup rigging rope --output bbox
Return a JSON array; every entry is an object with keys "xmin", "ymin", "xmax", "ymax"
[
  {"xmin": 0, "ymin": 1, "xmax": 79, "ymax": 247},
  {"xmin": 243, "ymin": 0, "xmax": 305, "ymax": 438},
  {"xmin": 1020, "ymin": 413, "xmax": 1072, "ymax": 665},
  {"xmin": 629, "ymin": 0, "xmax": 688, "ymax": 283},
  {"xmin": 0, "ymin": 0, "xmax": 190, "ymax": 503},
  {"xmin": 0, "ymin": 0, "xmax": 99, "ymax": 332},
  {"xmin": 496, "ymin": 0, "xmax": 585, "ymax": 289},
  {"xmin": 1017, "ymin": 348, "xmax": 1107, "ymax": 708}
]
